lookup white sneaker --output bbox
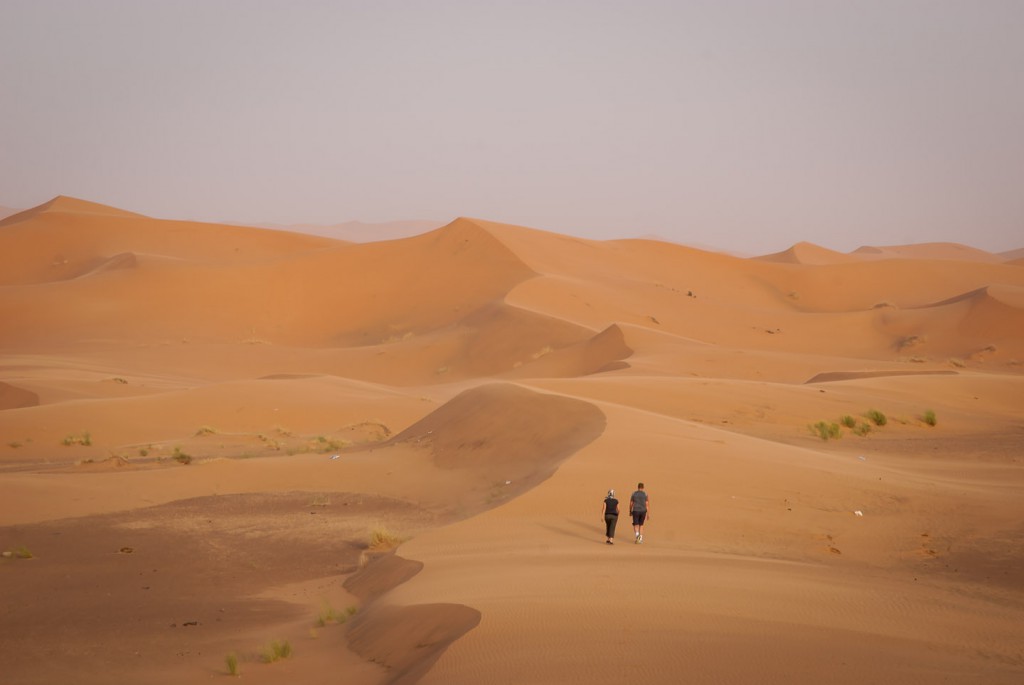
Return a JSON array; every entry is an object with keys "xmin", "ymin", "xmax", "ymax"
[{"xmin": 638, "ymin": 535, "xmax": 643, "ymax": 544}]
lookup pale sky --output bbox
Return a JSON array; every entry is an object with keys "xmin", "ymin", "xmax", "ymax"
[{"xmin": 2, "ymin": 0, "xmax": 1022, "ymax": 254}]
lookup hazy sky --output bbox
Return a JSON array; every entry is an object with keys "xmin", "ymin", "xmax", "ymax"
[{"xmin": 2, "ymin": 1, "xmax": 1022, "ymax": 254}]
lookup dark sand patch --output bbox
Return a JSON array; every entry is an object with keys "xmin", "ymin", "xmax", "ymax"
[
  {"xmin": 0, "ymin": 381, "xmax": 39, "ymax": 410},
  {"xmin": 390, "ymin": 382, "xmax": 605, "ymax": 490},
  {"xmin": 344, "ymin": 552, "xmax": 424, "ymax": 603},
  {"xmin": 0, "ymin": 492, "xmax": 426, "ymax": 685},
  {"xmin": 805, "ymin": 369, "xmax": 958, "ymax": 383},
  {"xmin": 346, "ymin": 603, "xmax": 481, "ymax": 685}
]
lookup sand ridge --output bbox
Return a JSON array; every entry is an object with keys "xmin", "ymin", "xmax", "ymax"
[{"xmin": 2, "ymin": 196, "xmax": 1023, "ymax": 684}]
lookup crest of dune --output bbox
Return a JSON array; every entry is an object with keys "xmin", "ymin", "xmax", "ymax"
[
  {"xmin": 0, "ymin": 195, "xmax": 146, "ymax": 223},
  {"xmin": 999, "ymin": 246, "xmax": 1024, "ymax": 263},
  {"xmin": 755, "ymin": 241, "xmax": 860, "ymax": 265},
  {"xmin": 853, "ymin": 242, "xmax": 1003, "ymax": 263}
]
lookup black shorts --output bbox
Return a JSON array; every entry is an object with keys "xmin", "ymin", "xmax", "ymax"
[{"xmin": 631, "ymin": 511, "xmax": 647, "ymax": 526}]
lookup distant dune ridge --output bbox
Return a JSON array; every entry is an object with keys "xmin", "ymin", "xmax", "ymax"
[{"xmin": 1, "ymin": 195, "xmax": 1023, "ymax": 684}]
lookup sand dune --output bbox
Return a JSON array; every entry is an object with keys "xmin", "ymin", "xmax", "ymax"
[
  {"xmin": 853, "ymin": 242, "xmax": 1006, "ymax": 263},
  {"xmin": 755, "ymin": 241, "xmax": 861, "ymax": 265},
  {"xmin": 0, "ymin": 203, "xmax": 23, "ymax": 221},
  {"xmin": 2, "ymin": 197, "xmax": 1023, "ymax": 684}
]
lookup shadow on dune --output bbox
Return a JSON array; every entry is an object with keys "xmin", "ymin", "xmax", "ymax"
[
  {"xmin": 346, "ymin": 601, "xmax": 482, "ymax": 685},
  {"xmin": 343, "ymin": 553, "xmax": 480, "ymax": 685},
  {"xmin": 805, "ymin": 369, "xmax": 958, "ymax": 383},
  {"xmin": 340, "ymin": 383, "xmax": 605, "ymax": 682},
  {"xmin": 539, "ymin": 517, "xmax": 612, "ymax": 545},
  {"xmin": 0, "ymin": 491, "xmax": 421, "ymax": 685},
  {"xmin": 0, "ymin": 381, "xmax": 39, "ymax": 410},
  {"xmin": 384, "ymin": 382, "xmax": 606, "ymax": 516}
]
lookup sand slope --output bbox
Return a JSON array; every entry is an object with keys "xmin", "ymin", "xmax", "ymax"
[{"xmin": 2, "ymin": 197, "xmax": 1023, "ymax": 684}]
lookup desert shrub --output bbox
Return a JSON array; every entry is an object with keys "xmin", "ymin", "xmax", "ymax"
[
  {"xmin": 195, "ymin": 426, "xmax": 217, "ymax": 436},
  {"xmin": 225, "ymin": 653, "xmax": 239, "ymax": 676},
  {"xmin": 261, "ymin": 640, "xmax": 292, "ymax": 663},
  {"xmin": 315, "ymin": 611, "xmax": 330, "ymax": 627},
  {"xmin": 62, "ymin": 432, "xmax": 92, "ymax": 446},
  {"xmin": 369, "ymin": 527, "xmax": 405, "ymax": 551},
  {"xmin": 15, "ymin": 546, "xmax": 33, "ymax": 559},
  {"xmin": 865, "ymin": 409, "xmax": 887, "ymax": 426},
  {"xmin": 172, "ymin": 447, "xmax": 192, "ymax": 465},
  {"xmin": 311, "ymin": 436, "xmax": 347, "ymax": 453},
  {"xmin": 840, "ymin": 415, "xmax": 856, "ymax": 428},
  {"xmin": 923, "ymin": 410, "xmax": 937, "ymax": 427},
  {"xmin": 811, "ymin": 421, "xmax": 842, "ymax": 441},
  {"xmin": 316, "ymin": 602, "xmax": 351, "ymax": 627},
  {"xmin": 852, "ymin": 422, "xmax": 872, "ymax": 436}
]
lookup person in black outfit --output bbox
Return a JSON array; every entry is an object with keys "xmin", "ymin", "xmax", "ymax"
[{"xmin": 602, "ymin": 489, "xmax": 620, "ymax": 544}]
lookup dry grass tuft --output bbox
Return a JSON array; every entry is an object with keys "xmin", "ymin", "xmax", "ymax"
[{"xmin": 368, "ymin": 527, "xmax": 405, "ymax": 551}]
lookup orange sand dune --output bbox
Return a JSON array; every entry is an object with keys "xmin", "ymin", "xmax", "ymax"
[
  {"xmin": 0, "ymin": 195, "xmax": 339, "ymax": 286},
  {"xmin": 0, "ymin": 203, "xmax": 23, "ymax": 221},
  {"xmin": 853, "ymin": 241, "xmax": 1005, "ymax": 263},
  {"xmin": 2, "ymin": 197, "xmax": 1023, "ymax": 684},
  {"xmin": 1000, "ymin": 247, "xmax": 1024, "ymax": 262},
  {"xmin": 756, "ymin": 241, "xmax": 862, "ymax": 265}
]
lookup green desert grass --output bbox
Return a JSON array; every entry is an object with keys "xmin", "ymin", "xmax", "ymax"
[
  {"xmin": 923, "ymin": 409, "xmax": 937, "ymax": 426},
  {"xmin": 172, "ymin": 447, "xmax": 193, "ymax": 465},
  {"xmin": 225, "ymin": 652, "xmax": 239, "ymax": 676},
  {"xmin": 314, "ymin": 602, "xmax": 357, "ymax": 627},
  {"xmin": 261, "ymin": 640, "xmax": 292, "ymax": 663},
  {"xmin": 852, "ymin": 422, "xmax": 872, "ymax": 436},
  {"xmin": 810, "ymin": 421, "xmax": 842, "ymax": 441},
  {"xmin": 62, "ymin": 432, "xmax": 92, "ymax": 446},
  {"xmin": 311, "ymin": 435, "xmax": 348, "ymax": 453},
  {"xmin": 865, "ymin": 409, "xmax": 888, "ymax": 426}
]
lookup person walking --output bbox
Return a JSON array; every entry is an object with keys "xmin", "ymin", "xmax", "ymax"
[
  {"xmin": 601, "ymin": 489, "xmax": 620, "ymax": 544},
  {"xmin": 629, "ymin": 482, "xmax": 650, "ymax": 543}
]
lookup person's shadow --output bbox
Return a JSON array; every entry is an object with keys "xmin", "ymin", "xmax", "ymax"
[{"xmin": 539, "ymin": 517, "xmax": 610, "ymax": 545}]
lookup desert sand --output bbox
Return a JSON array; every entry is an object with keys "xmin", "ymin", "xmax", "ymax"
[{"xmin": 1, "ymin": 196, "xmax": 1022, "ymax": 684}]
